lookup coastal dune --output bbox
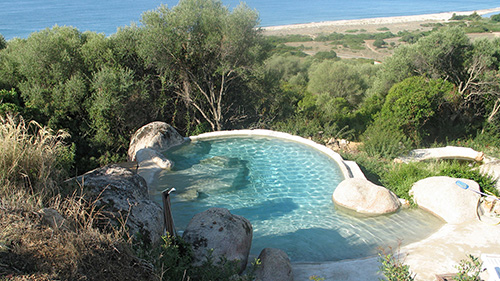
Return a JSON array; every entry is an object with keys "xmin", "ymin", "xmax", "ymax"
[{"xmin": 262, "ymin": 7, "xmax": 500, "ymax": 36}]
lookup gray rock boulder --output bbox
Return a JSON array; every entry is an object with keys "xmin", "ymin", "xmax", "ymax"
[
  {"xmin": 38, "ymin": 208, "xmax": 73, "ymax": 231},
  {"xmin": 480, "ymin": 160, "xmax": 500, "ymax": 192},
  {"xmin": 68, "ymin": 164, "xmax": 163, "ymax": 245},
  {"xmin": 255, "ymin": 248, "xmax": 293, "ymax": 281},
  {"xmin": 128, "ymin": 121, "xmax": 185, "ymax": 162},
  {"xmin": 332, "ymin": 178, "xmax": 401, "ymax": 214},
  {"xmin": 410, "ymin": 176, "xmax": 481, "ymax": 224},
  {"xmin": 182, "ymin": 208, "xmax": 253, "ymax": 273}
]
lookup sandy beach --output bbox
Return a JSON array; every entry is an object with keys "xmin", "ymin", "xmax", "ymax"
[{"xmin": 262, "ymin": 7, "xmax": 500, "ymax": 37}]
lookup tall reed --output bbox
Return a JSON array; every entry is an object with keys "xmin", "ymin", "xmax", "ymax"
[{"xmin": 0, "ymin": 114, "xmax": 71, "ymax": 200}]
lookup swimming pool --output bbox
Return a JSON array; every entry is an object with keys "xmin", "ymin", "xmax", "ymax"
[{"xmin": 151, "ymin": 133, "xmax": 443, "ymax": 262}]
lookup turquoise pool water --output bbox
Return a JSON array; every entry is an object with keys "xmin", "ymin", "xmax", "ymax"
[{"xmin": 152, "ymin": 136, "xmax": 443, "ymax": 262}]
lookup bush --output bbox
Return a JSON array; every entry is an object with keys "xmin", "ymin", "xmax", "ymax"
[
  {"xmin": 362, "ymin": 125, "xmax": 412, "ymax": 159},
  {"xmin": 492, "ymin": 14, "xmax": 500, "ymax": 22},
  {"xmin": 438, "ymin": 161, "xmax": 498, "ymax": 197},
  {"xmin": 378, "ymin": 247, "xmax": 415, "ymax": 281},
  {"xmin": 365, "ymin": 76, "xmax": 455, "ymax": 147},
  {"xmin": 381, "ymin": 162, "xmax": 436, "ymax": 203},
  {"xmin": 373, "ymin": 38, "xmax": 387, "ymax": 48},
  {"xmin": 454, "ymin": 255, "xmax": 484, "ymax": 281}
]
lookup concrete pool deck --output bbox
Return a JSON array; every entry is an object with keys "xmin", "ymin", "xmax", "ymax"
[{"xmin": 292, "ymin": 220, "xmax": 500, "ymax": 281}]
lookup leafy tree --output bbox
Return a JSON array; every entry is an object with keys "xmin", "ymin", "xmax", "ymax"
[
  {"xmin": 307, "ymin": 61, "xmax": 367, "ymax": 106},
  {"xmin": 367, "ymin": 76, "xmax": 455, "ymax": 146},
  {"xmin": 0, "ymin": 34, "xmax": 6, "ymax": 50},
  {"xmin": 373, "ymin": 38, "xmax": 386, "ymax": 48},
  {"xmin": 88, "ymin": 66, "xmax": 149, "ymax": 163},
  {"xmin": 139, "ymin": 0, "xmax": 264, "ymax": 131}
]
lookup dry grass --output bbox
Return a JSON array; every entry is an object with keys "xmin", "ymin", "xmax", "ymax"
[
  {"xmin": 0, "ymin": 114, "xmax": 70, "ymax": 201},
  {"xmin": 0, "ymin": 114, "xmax": 155, "ymax": 281}
]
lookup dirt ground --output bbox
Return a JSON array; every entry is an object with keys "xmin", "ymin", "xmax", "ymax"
[{"xmin": 263, "ymin": 17, "xmax": 500, "ymax": 61}]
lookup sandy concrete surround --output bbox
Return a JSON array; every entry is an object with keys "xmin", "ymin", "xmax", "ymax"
[{"xmin": 137, "ymin": 129, "xmax": 500, "ymax": 280}]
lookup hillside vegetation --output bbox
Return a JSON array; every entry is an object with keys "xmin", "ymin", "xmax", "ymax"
[{"xmin": 2, "ymin": 0, "xmax": 500, "ymax": 279}]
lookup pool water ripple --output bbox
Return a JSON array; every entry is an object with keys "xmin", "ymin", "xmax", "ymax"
[{"xmin": 153, "ymin": 136, "xmax": 443, "ymax": 262}]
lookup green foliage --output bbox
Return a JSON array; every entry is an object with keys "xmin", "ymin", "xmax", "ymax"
[
  {"xmin": 0, "ymin": 89, "xmax": 22, "ymax": 116},
  {"xmin": 373, "ymin": 38, "xmax": 387, "ymax": 48},
  {"xmin": 454, "ymin": 255, "xmax": 484, "ymax": 281},
  {"xmin": 139, "ymin": 0, "xmax": 263, "ymax": 131},
  {"xmin": 0, "ymin": 34, "xmax": 6, "ymax": 50},
  {"xmin": 313, "ymin": 50, "xmax": 338, "ymax": 61},
  {"xmin": 367, "ymin": 76, "xmax": 455, "ymax": 146},
  {"xmin": 450, "ymin": 12, "xmax": 482, "ymax": 21},
  {"xmin": 438, "ymin": 162, "xmax": 498, "ymax": 197},
  {"xmin": 378, "ymin": 248, "xmax": 415, "ymax": 281},
  {"xmin": 381, "ymin": 162, "xmax": 435, "ymax": 203},
  {"xmin": 307, "ymin": 61, "xmax": 367, "ymax": 106},
  {"xmin": 362, "ymin": 125, "xmax": 412, "ymax": 159},
  {"xmin": 140, "ymin": 234, "xmax": 253, "ymax": 281},
  {"xmin": 492, "ymin": 14, "xmax": 500, "ymax": 22}
]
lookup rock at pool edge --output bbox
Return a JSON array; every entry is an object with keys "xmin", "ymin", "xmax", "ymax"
[{"xmin": 332, "ymin": 178, "xmax": 401, "ymax": 215}]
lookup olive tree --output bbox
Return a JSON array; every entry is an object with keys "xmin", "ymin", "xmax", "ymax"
[{"xmin": 139, "ymin": 0, "xmax": 263, "ymax": 131}]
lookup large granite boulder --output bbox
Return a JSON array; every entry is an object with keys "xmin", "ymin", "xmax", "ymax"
[
  {"xmin": 128, "ymin": 121, "xmax": 185, "ymax": 162},
  {"xmin": 254, "ymin": 248, "xmax": 293, "ymax": 281},
  {"xmin": 182, "ymin": 208, "xmax": 252, "ymax": 273},
  {"xmin": 410, "ymin": 176, "xmax": 481, "ymax": 224},
  {"xmin": 332, "ymin": 178, "xmax": 401, "ymax": 214},
  {"xmin": 480, "ymin": 160, "xmax": 500, "ymax": 192},
  {"xmin": 67, "ymin": 164, "xmax": 163, "ymax": 245}
]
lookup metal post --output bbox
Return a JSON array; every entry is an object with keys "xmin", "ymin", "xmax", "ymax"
[{"xmin": 162, "ymin": 187, "xmax": 177, "ymax": 237}]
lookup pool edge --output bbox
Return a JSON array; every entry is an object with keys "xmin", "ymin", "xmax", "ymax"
[{"xmin": 189, "ymin": 129, "xmax": 363, "ymax": 181}]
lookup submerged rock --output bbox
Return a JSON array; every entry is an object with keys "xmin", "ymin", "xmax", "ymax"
[
  {"xmin": 332, "ymin": 178, "xmax": 400, "ymax": 214},
  {"xmin": 182, "ymin": 208, "xmax": 253, "ymax": 273},
  {"xmin": 255, "ymin": 248, "xmax": 293, "ymax": 281},
  {"xmin": 67, "ymin": 164, "xmax": 163, "ymax": 245},
  {"xmin": 410, "ymin": 176, "xmax": 480, "ymax": 224}
]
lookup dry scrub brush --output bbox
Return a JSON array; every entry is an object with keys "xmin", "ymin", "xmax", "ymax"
[
  {"xmin": 0, "ymin": 114, "xmax": 72, "ymax": 202},
  {"xmin": 0, "ymin": 114, "xmax": 154, "ymax": 280}
]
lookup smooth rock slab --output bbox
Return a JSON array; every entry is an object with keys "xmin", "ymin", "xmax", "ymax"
[
  {"xmin": 410, "ymin": 176, "xmax": 480, "ymax": 224},
  {"xmin": 255, "ymin": 248, "xmax": 293, "ymax": 281},
  {"xmin": 182, "ymin": 208, "xmax": 252, "ymax": 273},
  {"xmin": 332, "ymin": 178, "xmax": 401, "ymax": 214},
  {"xmin": 128, "ymin": 121, "xmax": 185, "ymax": 162}
]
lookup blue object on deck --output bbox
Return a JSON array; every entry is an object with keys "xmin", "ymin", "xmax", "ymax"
[{"xmin": 456, "ymin": 180, "xmax": 469, "ymax": 189}]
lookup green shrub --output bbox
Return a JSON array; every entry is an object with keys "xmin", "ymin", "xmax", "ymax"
[
  {"xmin": 454, "ymin": 255, "xmax": 484, "ymax": 281},
  {"xmin": 381, "ymin": 162, "xmax": 436, "ymax": 203},
  {"xmin": 438, "ymin": 162, "xmax": 498, "ymax": 197},
  {"xmin": 362, "ymin": 126, "xmax": 412, "ymax": 159},
  {"xmin": 378, "ymin": 247, "xmax": 415, "ymax": 281},
  {"xmin": 492, "ymin": 14, "xmax": 500, "ymax": 22},
  {"xmin": 373, "ymin": 38, "xmax": 387, "ymax": 48}
]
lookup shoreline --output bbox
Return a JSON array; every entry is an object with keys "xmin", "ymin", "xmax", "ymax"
[{"xmin": 262, "ymin": 7, "xmax": 500, "ymax": 35}]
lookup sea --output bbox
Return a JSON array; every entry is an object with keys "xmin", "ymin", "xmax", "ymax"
[{"xmin": 1, "ymin": 0, "xmax": 499, "ymax": 40}]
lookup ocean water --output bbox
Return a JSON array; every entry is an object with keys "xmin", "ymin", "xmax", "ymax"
[{"xmin": 1, "ymin": 0, "xmax": 498, "ymax": 39}]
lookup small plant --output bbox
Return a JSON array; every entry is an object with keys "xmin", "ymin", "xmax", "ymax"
[
  {"xmin": 309, "ymin": 275, "xmax": 325, "ymax": 281},
  {"xmin": 378, "ymin": 247, "xmax": 415, "ymax": 281},
  {"xmin": 454, "ymin": 255, "xmax": 484, "ymax": 281}
]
